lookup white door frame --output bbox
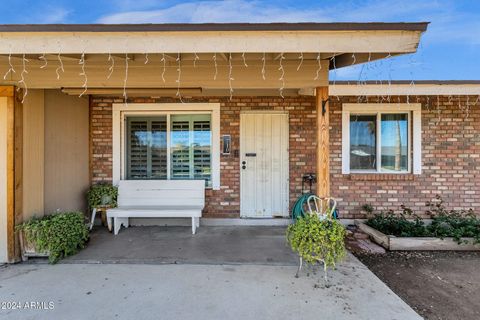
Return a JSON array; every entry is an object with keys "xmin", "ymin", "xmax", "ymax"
[{"xmin": 240, "ymin": 111, "xmax": 289, "ymax": 218}]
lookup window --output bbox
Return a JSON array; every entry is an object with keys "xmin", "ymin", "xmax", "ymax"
[
  {"xmin": 349, "ymin": 113, "xmax": 408, "ymax": 172},
  {"xmin": 126, "ymin": 117, "xmax": 167, "ymax": 179},
  {"xmin": 342, "ymin": 104, "xmax": 421, "ymax": 175},
  {"xmin": 113, "ymin": 103, "xmax": 220, "ymax": 189},
  {"xmin": 170, "ymin": 114, "xmax": 212, "ymax": 184},
  {"xmin": 125, "ymin": 114, "xmax": 212, "ymax": 187}
]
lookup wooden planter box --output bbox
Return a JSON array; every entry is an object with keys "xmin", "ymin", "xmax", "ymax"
[
  {"xmin": 18, "ymin": 230, "xmax": 50, "ymax": 261},
  {"xmin": 355, "ymin": 220, "xmax": 480, "ymax": 251}
]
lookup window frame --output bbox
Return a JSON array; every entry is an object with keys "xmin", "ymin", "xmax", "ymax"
[
  {"xmin": 113, "ymin": 103, "xmax": 221, "ymax": 190},
  {"xmin": 342, "ymin": 103, "xmax": 422, "ymax": 175}
]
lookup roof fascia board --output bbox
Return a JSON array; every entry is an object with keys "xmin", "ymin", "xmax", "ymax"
[{"xmin": 0, "ymin": 30, "xmax": 423, "ymax": 54}]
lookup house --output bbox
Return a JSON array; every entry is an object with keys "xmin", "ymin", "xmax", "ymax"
[{"xmin": 1, "ymin": 22, "xmax": 477, "ymax": 263}]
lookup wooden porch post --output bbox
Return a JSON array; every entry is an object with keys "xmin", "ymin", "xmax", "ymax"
[
  {"xmin": 316, "ymin": 87, "xmax": 330, "ymax": 198},
  {"xmin": 0, "ymin": 86, "xmax": 22, "ymax": 263}
]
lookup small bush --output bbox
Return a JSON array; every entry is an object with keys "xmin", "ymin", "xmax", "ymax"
[
  {"xmin": 86, "ymin": 183, "xmax": 118, "ymax": 209},
  {"xmin": 362, "ymin": 204, "xmax": 374, "ymax": 216},
  {"xmin": 17, "ymin": 212, "xmax": 89, "ymax": 263},
  {"xmin": 365, "ymin": 196, "xmax": 480, "ymax": 244},
  {"xmin": 287, "ymin": 214, "xmax": 346, "ymax": 282}
]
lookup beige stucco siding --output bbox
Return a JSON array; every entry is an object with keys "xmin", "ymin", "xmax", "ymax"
[
  {"xmin": 44, "ymin": 90, "xmax": 89, "ymax": 213},
  {"xmin": 22, "ymin": 90, "xmax": 45, "ymax": 220},
  {"xmin": 0, "ymin": 97, "xmax": 8, "ymax": 262}
]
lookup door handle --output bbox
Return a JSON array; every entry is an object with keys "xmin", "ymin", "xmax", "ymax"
[{"xmin": 242, "ymin": 160, "xmax": 246, "ymax": 169}]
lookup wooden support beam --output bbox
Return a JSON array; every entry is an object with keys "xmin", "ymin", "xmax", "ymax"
[
  {"xmin": 6, "ymin": 90, "xmax": 15, "ymax": 262},
  {"xmin": 44, "ymin": 54, "xmax": 81, "ymax": 61},
  {"xmin": 0, "ymin": 86, "xmax": 13, "ymax": 97},
  {"xmin": 0, "ymin": 86, "xmax": 21, "ymax": 262},
  {"xmin": 14, "ymin": 90, "xmax": 23, "ymax": 260},
  {"xmin": 316, "ymin": 86, "xmax": 330, "ymax": 198}
]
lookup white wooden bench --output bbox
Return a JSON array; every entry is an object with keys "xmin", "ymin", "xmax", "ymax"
[{"xmin": 106, "ymin": 180, "xmax": 205, "ymax": 235}]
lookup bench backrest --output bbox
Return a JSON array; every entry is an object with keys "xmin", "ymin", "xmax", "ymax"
[{"xmin": 117, "ymin": 180, "xmax": 205, "ymax": 208}]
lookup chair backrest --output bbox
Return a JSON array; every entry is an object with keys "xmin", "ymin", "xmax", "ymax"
[
  {"xmin": 306, "ymin": 196, "xmax": 337, "ymax": 220},
  {"xmin": 117, "ymin": 180, "xmax": 205, "ymax": 208}
]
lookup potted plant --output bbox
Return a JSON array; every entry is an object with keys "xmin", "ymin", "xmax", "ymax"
[
  {"xmin": 16, "ymin": 211, "xmax": 89, "ymax": 263},
  {"xmin": 287, "ymin": 212, "xmax": 346, "ymax": 286},
  {"xmin": 87, "ymin": 183, "xmax": 118, "ymax": 209}
]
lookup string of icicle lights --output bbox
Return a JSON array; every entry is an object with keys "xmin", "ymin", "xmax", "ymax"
[
  {"xmin": 4, "ymin": 51, "xmax": 316, "ymax": 102},
  {"xmin": 3, "ymin": 50, "xmax": 474, "ymax": 110}
]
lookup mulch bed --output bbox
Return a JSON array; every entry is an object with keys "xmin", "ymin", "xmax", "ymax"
[{"xmin": 353, "ymin": 251, "xmax": 480, "ymax": 320}]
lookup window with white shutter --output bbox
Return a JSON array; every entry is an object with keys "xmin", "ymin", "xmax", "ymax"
[
  {"xmin": 126, "ymin": 114, "xmax": 212, "ymax": 186},
  {"xmin": 171, "ymin": 114, "xmax": 212, "ymax": 187},
  {"xmin": 126, "ymin": 116, "xmax": 167, "ymax": 179}
]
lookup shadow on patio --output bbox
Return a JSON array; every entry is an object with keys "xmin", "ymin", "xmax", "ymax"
[{"xmin": 63, "ymin": 226, "xmax": 298, "ymax": 265}]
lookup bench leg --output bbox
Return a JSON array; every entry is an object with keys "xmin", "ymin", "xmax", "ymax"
[
  {"xmin": 89, "ymin": 208, "xmax": 97, "ymax": 231},
  {"xmin": 106, "ymin": 213, "xmax": 112, "ymax": 232},
  {"xmin": 113, "ymin": 217, "xmax": 129, "ymax": 235},
  {"xmin": 191, "ymin": 217, "xmax": 196, "ymax": 235},
  {"xmin": 113, "ymin": 217, "xmax": 121, "ymax": 235}
]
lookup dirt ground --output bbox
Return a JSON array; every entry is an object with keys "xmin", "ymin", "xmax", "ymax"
[{"xmin": 354, "ymin": 251, "xmax": 480, "ymax": 320}]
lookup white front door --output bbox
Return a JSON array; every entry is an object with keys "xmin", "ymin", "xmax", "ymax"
[{"xmin": 240, "ymin": 112, "xmax": 289, "ymax": 218}]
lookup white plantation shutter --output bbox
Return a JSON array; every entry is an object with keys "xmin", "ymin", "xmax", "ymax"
[
  {"xmin": 126, "ymin": 116, "xmax": 167, "ymax": 179},
  {"xmin": 126, "ymin": 114, "xmax": 212, "ymax": 186},
  {"xmin": 171, "ymin": 119, "xmax": 191, "ymax": 179},
  {"xmin": 127, "ymin": 119, "xmax": 148, "ymax": 179},
  {"xmin": 193, "ymin": 120, "xmax": 211, "ymax": 181},
  {"xmin": 151, "ymin": 120, "xmax": 168, "ymax": 179},
  {"xmin": 170, "ymin": 114, "xmax": 212, "ymax": 186}
]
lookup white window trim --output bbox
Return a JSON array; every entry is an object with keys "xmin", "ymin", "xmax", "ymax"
[
  {"xmin": 113, "ymin": 103, "xmax": 221, "ymax": 190},
  {"xmin": 341, "ymin": 103, "xmax": 422, "ymax": 175}
]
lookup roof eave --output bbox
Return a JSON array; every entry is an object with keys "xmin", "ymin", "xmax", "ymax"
[{"xmin": 0, "ymin": 22, "xmax": 429, "ymax": 33}]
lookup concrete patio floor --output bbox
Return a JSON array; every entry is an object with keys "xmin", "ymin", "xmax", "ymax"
[
  {"xmin": 0, "ymin": 226, "xmax": 422, "ymax": 320},
  {"xmin": 63, "ymin": 226, "xmax": 298, "ymax": 265}
]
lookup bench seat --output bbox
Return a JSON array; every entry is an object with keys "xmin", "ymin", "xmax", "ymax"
[{"xmin": 106, "ymin": 180, "xmax": 205, "ymax": 235}]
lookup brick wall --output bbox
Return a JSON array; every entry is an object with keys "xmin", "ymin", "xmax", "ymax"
[
  {"xmin": 90, "ymin": 95, "xmax": 480, "ymax": 219},
  {"xmin": 330, "ymin": 95, "xmax": 480, "ymax": 219},
  {"xmin": 89, "ymin": 96, "xmax": 317, "ymax": 218}
]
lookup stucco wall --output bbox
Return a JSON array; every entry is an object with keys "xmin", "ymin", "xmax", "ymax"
[
  {"xmin": 44, "ymin": 90, "xmax": 90, "ymax": 213},
  {"xmin": 22, "ymin": 90, "xmax": 45, "ymax": 220}
]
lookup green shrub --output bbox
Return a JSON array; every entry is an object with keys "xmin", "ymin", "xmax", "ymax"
[
  {"xmin": 287, "ymin": 214, "xmax": 346, "ymax": 282},
  {"xmin": 362, "ymin": 204, "xmax": 374, "ymax": 216},
  {"xmin": 365, "ymin": 196, "xmax": 480, "ymax": 244},
  {"xmin": 426, "ymin": 196, "xmax": 479, "ymax": 244},
  {"xmin": 365, "ymin": 206, "xmax": 429, "ymax": 237},
  {"xmin": 17, "ymin": 212, "xmax": 89, "ymax": 263},
  {"xmin": 86, "ymin": 183, "xmax": 118, "ymax": 209}
]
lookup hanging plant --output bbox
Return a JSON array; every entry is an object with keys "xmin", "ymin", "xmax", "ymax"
[{"xmin": 287, "ymin": 213, "xmax": 346, "ymax": 285}]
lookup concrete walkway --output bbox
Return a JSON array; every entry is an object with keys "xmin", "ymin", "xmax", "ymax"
[{"xmin": 0, "ymin": 226, "xmax": 422, "ymax": 320}]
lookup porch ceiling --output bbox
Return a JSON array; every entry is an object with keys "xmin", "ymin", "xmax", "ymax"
[{"xmin": 0, "ymin": 23, "xmax": 428, "ymax": 92}]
